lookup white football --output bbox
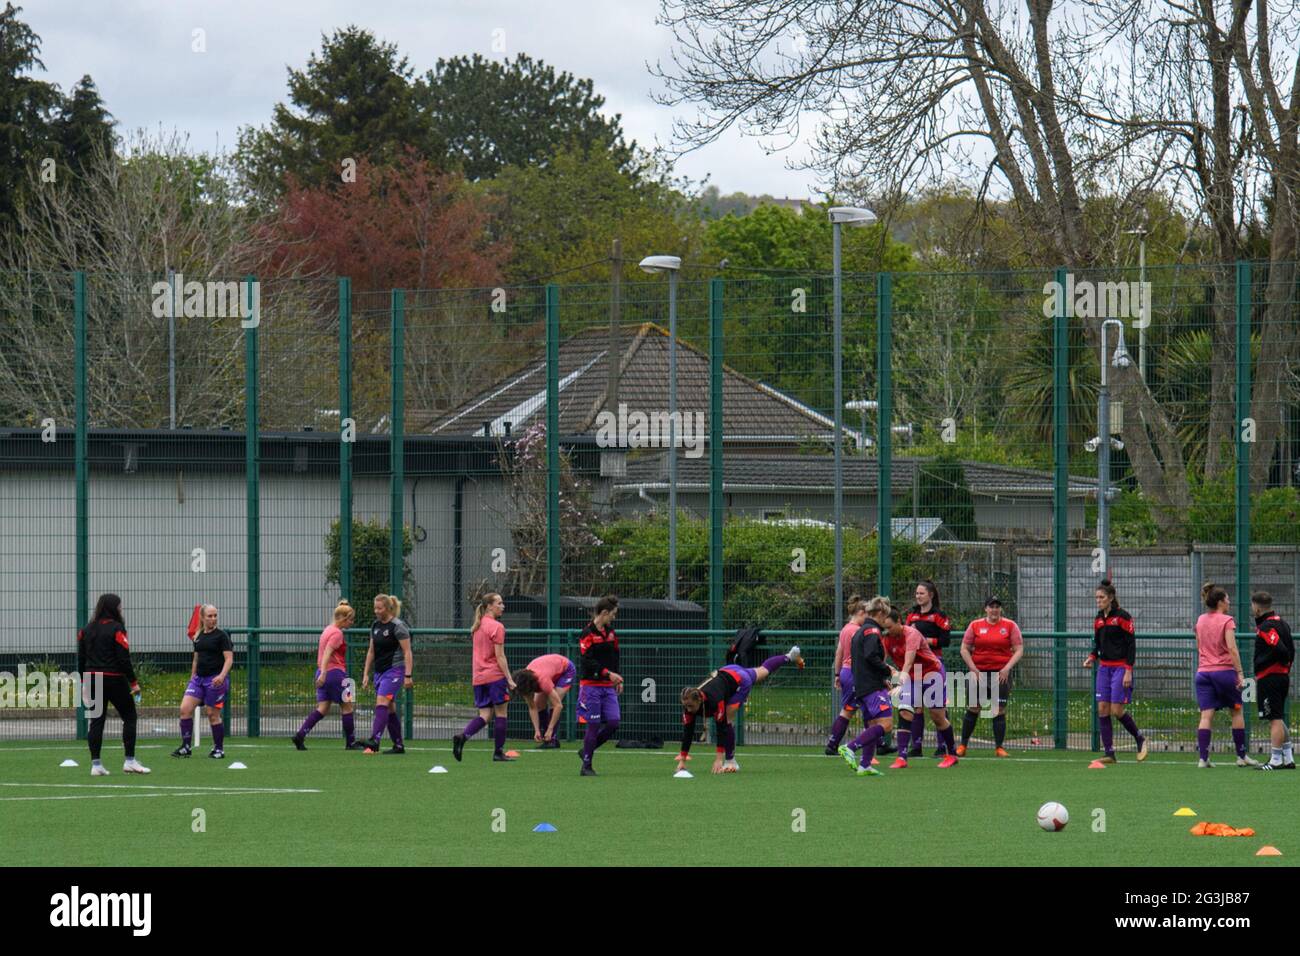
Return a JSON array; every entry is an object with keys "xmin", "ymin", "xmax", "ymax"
[{"xmin": 1037, "ymin": 801, "xmax": 1068, "ymax": 831}]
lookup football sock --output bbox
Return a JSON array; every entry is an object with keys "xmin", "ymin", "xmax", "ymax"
[
  {"xmin": 992, "ymin": 714, "xmax": 1007, "ymax": 748},
  {"xmin": 761, "ymin": 655, "xmax": 788, "ymax": 673},
  {"xmin": 387, "ymin": 710, "xmax": 403, "ymax": 746},
  {"xmin": 1099, "ymin": 716, "xmax": 1114, "ymax": 755},
  {"xmin": 940, "ymin": 725, "xmax": 957, "ymax": 754},
  {"xmin": 1197, "ymin": 728, "xmax": 1211, "ymax": 761},
  {"xmin": 371, "ymin": 705, "xmax": 389, "ymax": 741},
  {"xmin": 960, "ymin": 710, "xmax": 978, "ymax": 746},
  {"xmin": 895, "ymin": 727, "xmax": 911, "ymax": 755},
  {"xmin": 582, "ymin": 722, "xmax": 600, "ymax": 763},
  {"xmin": 1119, "ymin": 712, "xmax": 1142, "ymax": 741},
  {"xmin": 723, "ymin": 724, "xmax": 736, "ymax": 760},
  {"xmin": 910, "ymin": 712, "xmax": 924, "ymax": 749},
  {"xmin": 211, "ymin": 721, "xmax": 225, "ymax": 751},
  {"xmin": 852, "ymin": 725, "xmax": 884, "ymax": 766},
  {"xmin": 461, "ymin": 715, "xmax": 486, "ymax": 739},
  {"xmin": 828, "ymin": 715, "xmax": 850, "ymax": 747},
  {"xmin": 493, "ymin": 717, "xmax": 507, "ymax": 753},
  {"xmin": 539, "ymin": 708, "xmax": 552, "ymax": 739},
  {"xmin": 595, "ymin": 719, "xmax": 619, "ymax": 748},
  {"xmin": 341, "ymin": 713, "xmax": 355, "ymax": 744},
  {"xmin": 1232, "ymin": 727, "xmax": 1246, "ymax": 757},
  {"xmin": 297, "ymin": 710, "xmax": 323, "ymax": 738},
  {"xmin": 180, "ymin": 717, "xmax": 194, "ymax": 748}
]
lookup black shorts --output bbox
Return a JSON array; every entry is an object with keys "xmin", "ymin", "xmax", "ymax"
[
  {"xmin": 1257, "ymin": 674, "xmax": 1290, "ymax": 721},
  {"xmin": 967, "ymin": 668, "xmax": 1010, "ymax": 710}
]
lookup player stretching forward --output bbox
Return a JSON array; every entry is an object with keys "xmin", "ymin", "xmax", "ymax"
[
  {"xmin": 878, "ymin": 605, "xmax": 958, "ymax": 769},
  {"xmin": 1251, "ymin": 591, "xmax": 1295, "ymax": 770},
  {"xmin": 293, "ymin": 600, "xmax": 362, "ymax": 750},
  {"xmin": 905, "ymin": 580, "xmax": 952, "ymax": 757},
  {"xmin": 1083, "ymin": 580, "xmax": 1146, "ymax": 763},
  {"xmin": 357, "ymin": 594, "xmax": 413, "ymax": 755},
  {"xmin": 824, "ymin": 595, "xmax": 870, "ymax": 755},
  {"xmin": 577, "ymin": 595, "xmax": 623, "ymax": 776},
  {"xmin": 675, "ymin": 646, "xmax": 804, "ymax": 774},
  {"xmin": 172, "ymin": 604, "xmax": 233, "ymax": 759},
  {"xmin": 957, "ymin": 595, "xmax": 1023, "ymax": 757},
  {"xmin": 512, "ymin": 653, "xmax": 577, "ymax": 748},
  {"xmin": 836, "ymin": 596, "xmax": 894, "ymax": 777},
  {"xmin": 1193, "ymin": 583, "xmax": 1258, "ymax": 767}
]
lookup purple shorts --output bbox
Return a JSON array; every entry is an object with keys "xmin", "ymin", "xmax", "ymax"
[
  {"xmin": 555, "ymin": 662, "xmax": 577, "ymax": 690},
  {"xmin": 852, "ymin": 688, "xmax": 892, "ymax": 722},
  {"xmin": 1195, "ymin": 670, "xmax": 1241, "ymax": 711},
  {"xmin": 1094, "ymin": 664, "xmax": 1132, "ymax": 704},
  {"xmin": 576, "ymin": 684, "xmax": 620, "ymax": 724},
  {"xmin": 375, "ymin": 665, "xmax": 407, "ymax": 699},
  {"xmin": 838, "ymin": 666, "xmax": 857, "ymax": 710},
  {"xmin": 898, "ymin": 664, "xmax": 947, "ymax": 712},
  {"xmin": 316, "ymin": 668, "xmax": 353, "ymax": 704},
  {"xmin": 473, "ymin": 677, "xmax": 510, "ymax": 709},
  {"xmin": 721, "ymin": 665, "xmax": 756, "ymax": 707},
  {"xmin": 184, "ymin": 674, "xmax": 229, "ymax": 709}
]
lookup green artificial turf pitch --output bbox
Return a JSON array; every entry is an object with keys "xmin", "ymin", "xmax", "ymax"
[{"xmin": 1, "ymin": 739, "xmax": 1295, "ymax": 866}]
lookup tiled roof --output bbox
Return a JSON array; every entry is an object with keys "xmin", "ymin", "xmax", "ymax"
[
  {"xmin": 616, "ymin": 453, "xmax": 1098, "ymax": 496},
  {"xmin": 422, "ymin": 323, "xmax": 862, "ymax": 444}
]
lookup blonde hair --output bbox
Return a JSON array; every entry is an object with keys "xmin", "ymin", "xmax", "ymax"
[
  {"xmin": 471, "ymin": 592, "xmax": 501, "ymax": 635},
  {"xmin": 865, "ymin": 595, "xmax": 891, "ymax": 616},
  {"xmin": 846, "ymin": 594, "xmax": 866, "ymax": 616},
  {"xmin": 374, "ymin": 594, "xmax": 402, "ymax": 618},
  {"xmin": 333, "ymin": 599, "xmax": 354, "ymax": 626}
]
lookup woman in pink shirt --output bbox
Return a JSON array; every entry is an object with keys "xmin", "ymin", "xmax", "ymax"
[
  {"xmin": 512, "ymin": 653, "xmax": 577, "ymax": 748},
  {"xmin": 453, "ymin": 592, "xmax": 517, "ymax": 763},
  {"xmin": 1193, "ymin": 583, "xmax": 1258, "ymax": 768},
  {"xmin": 823, "ymin": 595, "xmax": 870, "ymax": 755},
  {"xmin": 292, "ymin": 599, "xmax": 362, "ymax": 750}
]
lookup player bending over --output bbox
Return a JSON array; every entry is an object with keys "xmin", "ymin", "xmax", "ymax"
[
  {"xmin": 675, "ymin": 646, "xmax": 803, "ymax": 774},
  {"xmin": 878, "ymin": 605, "xmax": 958, "ymax": 769},
  {"xmin": 512, "ymin": 653, "xmax": 577, "ymax": 748}
]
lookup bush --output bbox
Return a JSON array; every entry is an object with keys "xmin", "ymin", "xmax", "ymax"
[{"xmin": 325, "ymin": 518, "xmax": 414, "ymax": 627}]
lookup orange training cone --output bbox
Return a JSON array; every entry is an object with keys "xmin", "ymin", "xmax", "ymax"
[
  {"xmin": 1088, "ymin": 759, "xmax": 1107, "ymax": 769},
  {"xmin": 1256, "ymin": 846, "xmax": 1283, "ymax": 857}
]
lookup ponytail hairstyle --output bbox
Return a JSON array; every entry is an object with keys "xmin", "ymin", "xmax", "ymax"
[
  {"xmin": 374, "ymin": 593, "xmax": 402, "ymax": 621},
  {"xmin": 917, "ymin": 579, "xmax": 940, "ymax": 609},
  {"xmin": 90, "ymin": 593, "xmax": 124, "ymax": 627},
  {"xmin": 471, "ymin": 592, "xmax": 501, "ymax": 636},
  {"xmin": 333, "ymin": 599, "xmax": 355, "ymax": 627},
  {"xmin": 1096, "ymin": 579, "xmax": 1117, "ymax": 611},
  {"xmin": 1203, "ymin": 582, "xmax": 1228, "ymax": 610},
  {"xmin": 512, "ymin": 668, "xmax": 540, "ymax": 695},
  {"xmin": 594, "ymin": 594, "xmax": 619, "ymax": 617}
]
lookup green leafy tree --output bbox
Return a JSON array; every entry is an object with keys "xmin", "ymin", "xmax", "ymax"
[
  {"xmin": 325, "ymin": 518, "xmax": 415, "ymax": 628},
  {"xmin": 894, "ymin": 456, "xmax": 978, "ymax": 541},
  {"xmin": 418, "ymin": 53, "xmax": 633, "ymax": 181},
  {"xmin": 237, "ymin": 26, "xmax": 431, "ymax": 201},
  {"xmin": 51, "ymin": 74, "xmax": 113, "ymax": 182},
  {"xmin": 0, "ymin": 3, "xmax": 68, "ymax": 232}
]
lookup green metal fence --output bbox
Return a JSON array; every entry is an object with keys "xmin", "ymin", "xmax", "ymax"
[{"xmin": 1, "ymin": 262, "xmax": 1297, "ymax": 749}]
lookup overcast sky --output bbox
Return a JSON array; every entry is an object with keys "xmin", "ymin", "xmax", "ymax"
[{"xmin": 21, "ymin": 0, "xmax": 820, "ymax": 198}]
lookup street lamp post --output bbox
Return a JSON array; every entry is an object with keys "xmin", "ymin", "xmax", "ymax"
[
  {"xmin": 1091, "ymin": 319, "xmax": 1132, "ymax": 575},
  {"xmin": 1124, "ymin": 226, "xmax": 1149, "ymax": 381},
  {"xmin": 640, "ymin": 255, "xmax": 683, "ymax": 600},
  {"xmin": 828, "ymin": 207, "xmax": 876, "ymax": 620}
]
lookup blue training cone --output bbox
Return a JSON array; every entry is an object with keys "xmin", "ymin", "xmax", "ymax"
[{"xmin": 533, "ymin": 823, "xmax": 558, "ymax": 833}]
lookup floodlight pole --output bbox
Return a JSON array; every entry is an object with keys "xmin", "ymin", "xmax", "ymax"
[
  {"xmin": 1097, "ymin": 319, "xmax": 1125, "ymax": 574},
  {"xmin": 668, "ymin": 269, "xmax": 679, "ymax": 601},
  {"xmin": 832, "ymin": 220, "xmax": 844, "ymax": 620}
]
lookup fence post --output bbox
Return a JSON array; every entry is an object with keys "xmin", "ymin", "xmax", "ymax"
[
  {"xmin": 245, "ymin": 275, "xmax": 260, "ymax": 738},
  {"xmin": 546, "ymin": 284, "xmax": 561, "ymax": 630},
  {"xmin": 389, "ymin": 289, "xmax": 412, "ymax": 739},
  {"xmin": 709, "ymin": 279, "xmax": 724, "ymax": 633},
  {"xmin": 74, "ymin": 272, "xmax": 88, "ymax": 741},
  {"xmin": 1235, "ymin": 261, "xmax": 1252, "ymax": 747},
  {"xmin": 338, "ymin": 277, "xmax": 352, "ymax": 674},
  {"xmin": 1052, "ymin": 267, "xmax": 1069, "ymax": 750},
  {"xmin": 876, "ymin": 272, "xmax": 893, "ymax": 596}
]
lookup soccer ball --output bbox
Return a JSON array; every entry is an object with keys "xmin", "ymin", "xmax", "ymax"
[{"xmin": 1036, "ymin": 801, "xmax": 1068, "ymax": 831}]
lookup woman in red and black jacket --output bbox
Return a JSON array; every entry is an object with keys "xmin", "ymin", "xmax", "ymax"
[
  {"xmin": 1083, "ymin": 579, "xmax": 1147, "ymax": 763},
  {"xmin": 77, "ymin": 593, "xmax": 150, "ymax": 776},
  {"xmin": 905, "ymin": 580, "xmax": 951, "ymax": 757}
]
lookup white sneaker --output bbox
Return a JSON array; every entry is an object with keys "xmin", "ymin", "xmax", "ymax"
[
  {"xmin": 123, "ymin": 759, "xmax": 151, "ymax": 774},
  {"xmin": 722, "ymin": 758, "xmax": 740, "ymax": 773},
  {"xmin": 1236, "ymin": 755, "xmax": 1261, "ymax": 767},
  {"xmin": 90, "ymin": 763, "xmax": 109, "ymax": 777},
  {"xmin": 1197, "ymin": 758, "xmax": 1214, "ymax": 768},
  {"xmin": 786, "ymin": 645, "xmax": 804, "ymax": 668}
]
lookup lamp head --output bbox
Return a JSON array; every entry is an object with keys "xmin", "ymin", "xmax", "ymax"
[
  {"xmin": 828, "ymin": 206, "xmax": 877, "ymax": 226},
  {"xmin": 639, "ymin": 255, "xmax": 681, "ymax": 274}
]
